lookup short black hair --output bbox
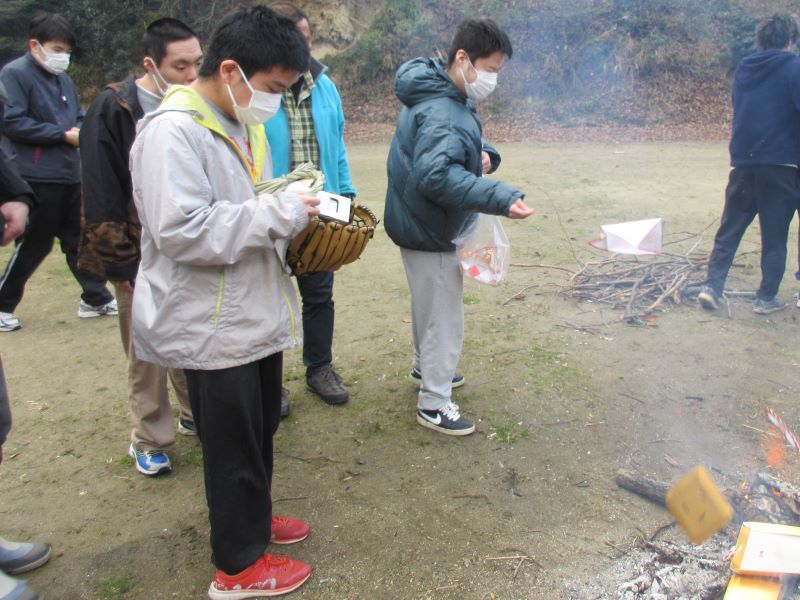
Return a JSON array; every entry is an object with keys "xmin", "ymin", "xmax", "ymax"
[
  {"xmin": 268, "ymin": 1, "xmax": 309, "ymax": 26},
  {"xmin": 198, "ymin": 5, "xmax": 309, "ymax": 78},
  {"xmin": 757, "ymin": 14, "xmax": 798, "ymax": 50},
  {"xmin": 447, "ymin": 18, "xmax": 512, "ymax": 67},
  {"xmin": 142, "ymin": 18, "xmax": 198, "ymax": 66},
  {"xmin": 29, "ymin": 12, "xmax": 76, "ymax": 49}
]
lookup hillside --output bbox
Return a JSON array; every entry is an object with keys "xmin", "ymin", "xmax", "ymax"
[{"xmin": 2, "ymin": 0, "xmax": 799, "ymax": 139}]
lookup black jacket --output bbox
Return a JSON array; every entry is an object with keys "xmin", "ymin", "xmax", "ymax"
[
  {"xmin": 78, "ymin": 75, "xmax": 143, "ymax": 281},
  {"xmin": 0, "ymin": 53, "xmax": 83, "ymax": 184},
  {"xmin": 0, "ymin": 80, "xmax": 37, "ymax": 225},
  {"xmin": 730, "ymin": 50, "xmax": 800, "ymax": 167},
  {"xmin": 0, "ymin": 86, "xmax": 36, "ymax": 453},
  {"xmin": 384, "ymin": 57, "xmax": 522, "ymax": 252}
]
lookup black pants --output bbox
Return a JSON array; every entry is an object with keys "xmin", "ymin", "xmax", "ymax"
[
  {"xmin": 705, "ymin": 166, "xmax": 800, "ymax": 300},
  {"xmin": 0, "ymin": 181, "xmax": 112, "ymax": 313},
  {"xmin": 185, "ymin": 353, "xmax": 283, "ymax": 575},
  {"xmin": 297, "ymin": 271, "xmax": 334, "ymax": 369}
]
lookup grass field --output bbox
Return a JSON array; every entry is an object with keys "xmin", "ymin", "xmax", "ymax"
[{"xmin": 2, "ymin": 141, "xmax": 799, "ymax": 599}]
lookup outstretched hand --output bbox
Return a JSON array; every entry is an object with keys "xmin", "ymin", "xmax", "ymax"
[{"xmin": 507, "ymin": 197, "xmax": 535, "ymax": 220}]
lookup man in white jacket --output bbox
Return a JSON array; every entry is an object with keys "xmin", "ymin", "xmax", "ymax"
[{"xmin": 130, "ymin": 6, "xmax": 319, "ymax": 598}]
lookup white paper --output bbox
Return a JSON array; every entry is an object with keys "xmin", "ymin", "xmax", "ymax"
[
  {"xmin": 316, "ymin": 191, "xmax": 351, "ymax": 224},
  {"xmin": 589, "ymin": 217, "xmax": 662, "ymax": 255}
]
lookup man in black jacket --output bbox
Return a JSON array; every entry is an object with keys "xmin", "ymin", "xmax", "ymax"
[
  {"xmin": 699, "ymin": 14, "xmax": 800, "ymax": 315},
  {"xmin": 0, "ymin": 81, "xmax": 50, "ymax": 600},
  {"xmin": 78, "ymin": 18, "xmax": 203, "ymax": 477},
  {"xmin": 0, "ymin": 12, "xmax": 115, "ymax": 332}
]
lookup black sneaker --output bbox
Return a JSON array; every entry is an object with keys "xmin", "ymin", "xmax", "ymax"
[
  {"xmin": 416, "ymin": 402, "xmax": 475, "ymax": 436},
  {"xmin": 280, "ymin": 386, "xmax": 291, "ymax": 418},
  {"xmin": 409, "ymin": 368, "xmax": 465, "ymax": 389},
  {"xmin": 697, "ymin": 285, "xmax": 722, "ymax": 310},
  {"xmin": 0, "ymin": 536, "xmax": 51, "ymax": 575},
  {"xmin": 753, "ymin": 296, "xmax": 787, "ymax": 315},
  {"xmin": 306, "ymin": 365, "xmax": 349, "ymax": 405}
]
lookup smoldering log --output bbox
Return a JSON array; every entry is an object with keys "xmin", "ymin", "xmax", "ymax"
[{"xmin": 615, "ymin": 469, "xmax": 669, "ymax": 506}]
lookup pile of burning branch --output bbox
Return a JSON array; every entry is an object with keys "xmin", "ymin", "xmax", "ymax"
[{"xmin": 563, "ymin": 469, "xmax": 800, "ymax": 599}]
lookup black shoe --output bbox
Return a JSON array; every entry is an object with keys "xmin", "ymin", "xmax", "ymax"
[
  {"xmin": 753, "ymin": 296, "xmax": 786, "ymax": 315},
  {"xmin": 697, "ymin": 285, "xmax": 722, "ymax": 310},
  {"xmin": 280, "ymin": 386, "xmax": 291, "ymax": 418},
  {"xmin": 306, "ymin": 365, "xmax": 349, "ymax": 405},
  {"xmin": 416, "ymin": 402, "xmax": 475, "ymax": 436},
  {"xmin": 409, "ymin": 368, "xmax": 465, "ymax": 389}
]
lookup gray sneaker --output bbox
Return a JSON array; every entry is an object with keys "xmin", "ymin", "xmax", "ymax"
[
  {"xmin": 697, "ymin": 285, "xmax": 722, "ymax": 310},
  {"xmin": 0, "ymin": 536, "xmax": 51, "ymax": 575},
  {"xmin": 306, "ymin": 365, "xmax": 349, "ymax": 405},
  {"xmin": 753, "ymin": 296, "xmax": 787, "ymax": 315}
]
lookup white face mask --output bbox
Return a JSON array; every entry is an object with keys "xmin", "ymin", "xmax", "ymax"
[
  {"xmin": 146, "ymin": 58, "xmax": 170, "ymax": 97},
  {"xmin": 35, "ymin": 42, "xmax": 70, "ymax": 75},
  {"xmin": 460, "ymin": 58, "xmax": 498, "ymax": 101},
  {"xmin": 226, "ymin": 65, "xmax": 282, "ymax": 125}
]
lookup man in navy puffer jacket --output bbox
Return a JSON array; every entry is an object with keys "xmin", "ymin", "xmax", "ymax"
[
  {"xmin": 385, "ymin": 18, "xmax": 534, "ymax": 436},
  {"xmin": 699, "ymin": 14, "xmax": 800, "ymax": 315}
]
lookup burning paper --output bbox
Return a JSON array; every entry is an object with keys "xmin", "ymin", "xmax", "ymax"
[{"xmin": 589, "ymin": 217, "xmax": 662, "ymax": 255}]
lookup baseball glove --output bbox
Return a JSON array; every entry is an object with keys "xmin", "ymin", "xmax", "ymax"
[{"xmin": 256, "ymin": 163, "xmax": 379, "ymax": 276}]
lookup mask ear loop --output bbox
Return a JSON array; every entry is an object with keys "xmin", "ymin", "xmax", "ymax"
[{"xmin": 146, "ymin": 58, "xmax": 169, "ymax": 97}]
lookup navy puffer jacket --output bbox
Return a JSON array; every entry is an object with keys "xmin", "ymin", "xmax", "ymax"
[{"xmin": 384, "ymin": 57, "xmax": 522, "ymax": 252}]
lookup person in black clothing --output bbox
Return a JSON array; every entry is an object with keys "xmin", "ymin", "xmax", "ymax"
[
  {"xmin": 0, "ymin": 85, "xmax": 50, "ymax": 600},
  {"xmin": 0, "ymin": 12, "xmax": 115, "ymax": 333},
  {"xmin": 699, "ymin": 14, "xmax": 800, "ymax": 315}
]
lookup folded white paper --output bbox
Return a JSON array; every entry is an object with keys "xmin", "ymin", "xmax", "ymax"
[
  {"xmin": 316, "ymin": 191, "xmax": 352, "ymax": 224},
  {"xmin": 589, "ymin": 217, "xmax": 662, "ymax": 255}
]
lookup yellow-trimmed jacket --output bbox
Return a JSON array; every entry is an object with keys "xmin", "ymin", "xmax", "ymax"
[{"xmin": 129, "ymin": 85, "xmax": 308, "ymax": 370}]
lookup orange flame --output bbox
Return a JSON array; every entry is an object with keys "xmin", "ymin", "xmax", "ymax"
[{"xmin": 766, "ymin": 439, "xmax": 786, "ymax": 469}]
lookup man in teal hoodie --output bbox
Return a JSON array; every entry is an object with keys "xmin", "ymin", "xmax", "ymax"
[
  {"xmin": 385, "ymin": 18, "xmax": 534, "ymax": 435},
  {"xmin": 265, "ymin": 1, "xmax": 356, "ymax": 411}
]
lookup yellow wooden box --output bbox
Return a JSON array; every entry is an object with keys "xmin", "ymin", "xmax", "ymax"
[
  {"xmin": 723, "ymin": 573, "xmax": 781, "ymax": 600},
  {"xmin": 731, "ymin": 522, "xmax": 800, "ymax": 575},
  {"xmin": 664, "ymin": 466, "xmax": 733, "ymax": 544}
]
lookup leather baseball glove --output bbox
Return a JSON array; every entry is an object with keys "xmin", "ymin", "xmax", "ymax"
[{"xmin": 256, "ymin": 163, "xmax": 379, "ymax": 276}]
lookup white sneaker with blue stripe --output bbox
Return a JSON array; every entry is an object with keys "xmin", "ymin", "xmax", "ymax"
[{"xmin": 129, "ymin": 443, "xmax": 171, "ymax": 476}]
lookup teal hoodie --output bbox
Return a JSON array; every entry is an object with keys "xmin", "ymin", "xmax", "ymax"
[{"xmin": 384, "ymin": 57, "xmax": 522, "ymax": 252}]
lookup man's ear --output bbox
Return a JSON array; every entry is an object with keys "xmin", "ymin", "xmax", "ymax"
[{"xmin": 219, "ymin": 60, "xmax": 240, "ymax": 85}]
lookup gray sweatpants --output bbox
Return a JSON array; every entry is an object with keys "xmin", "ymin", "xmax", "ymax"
[{"xmin": 400, "ymin": 247, "xmax": 463, "ymax": 411}]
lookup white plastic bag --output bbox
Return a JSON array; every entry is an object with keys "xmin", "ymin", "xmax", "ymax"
[{"xmin": 455, "ymin": 214, "xmax": 510, "ymax": 285}]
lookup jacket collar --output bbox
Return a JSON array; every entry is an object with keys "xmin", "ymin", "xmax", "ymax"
[
  {"xmin": 107, "ymin": 75, "xmax": 143, "ymax": 120},
  {"xmin": 157, "ymin": 84, "xmax": 266, "ymax": 183}
]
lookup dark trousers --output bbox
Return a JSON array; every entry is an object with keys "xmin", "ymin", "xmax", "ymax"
[
  {"xmin": 0, "ymin": 181, "xmax": 112, "ymax": 313},
  {"xmin": 185, "ymin": 353, "xmax": 283, "ymax": 575},
  {"xmin": 297, "ymin": 271, "xmax": 334, "ymax": 369},
  {"xmin": 705, "ymin": 166, "xmax": 800, "ymax": 299}
]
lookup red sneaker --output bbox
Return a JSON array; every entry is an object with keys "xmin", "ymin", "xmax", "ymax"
[
  {"xmin": 208, "ymin": 554, "xmax": 311, "ymax": 599},
  {"xmin": 271, "ymin": 515, "xmax": 310, "ymax": 545}
]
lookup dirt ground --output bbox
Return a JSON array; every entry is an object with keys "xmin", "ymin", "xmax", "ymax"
[{"xmin": 2, "ymin": 141, "xmax": 800, "ymax": 599}]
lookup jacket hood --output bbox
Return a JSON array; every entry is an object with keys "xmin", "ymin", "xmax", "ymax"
[
  {"xmin": 395, "ymin": 57, "xmax": 466, "ymax": 108},
  {"xmin": 735, "ymin": 50, "xmax": 798, "ymax": 91}
]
